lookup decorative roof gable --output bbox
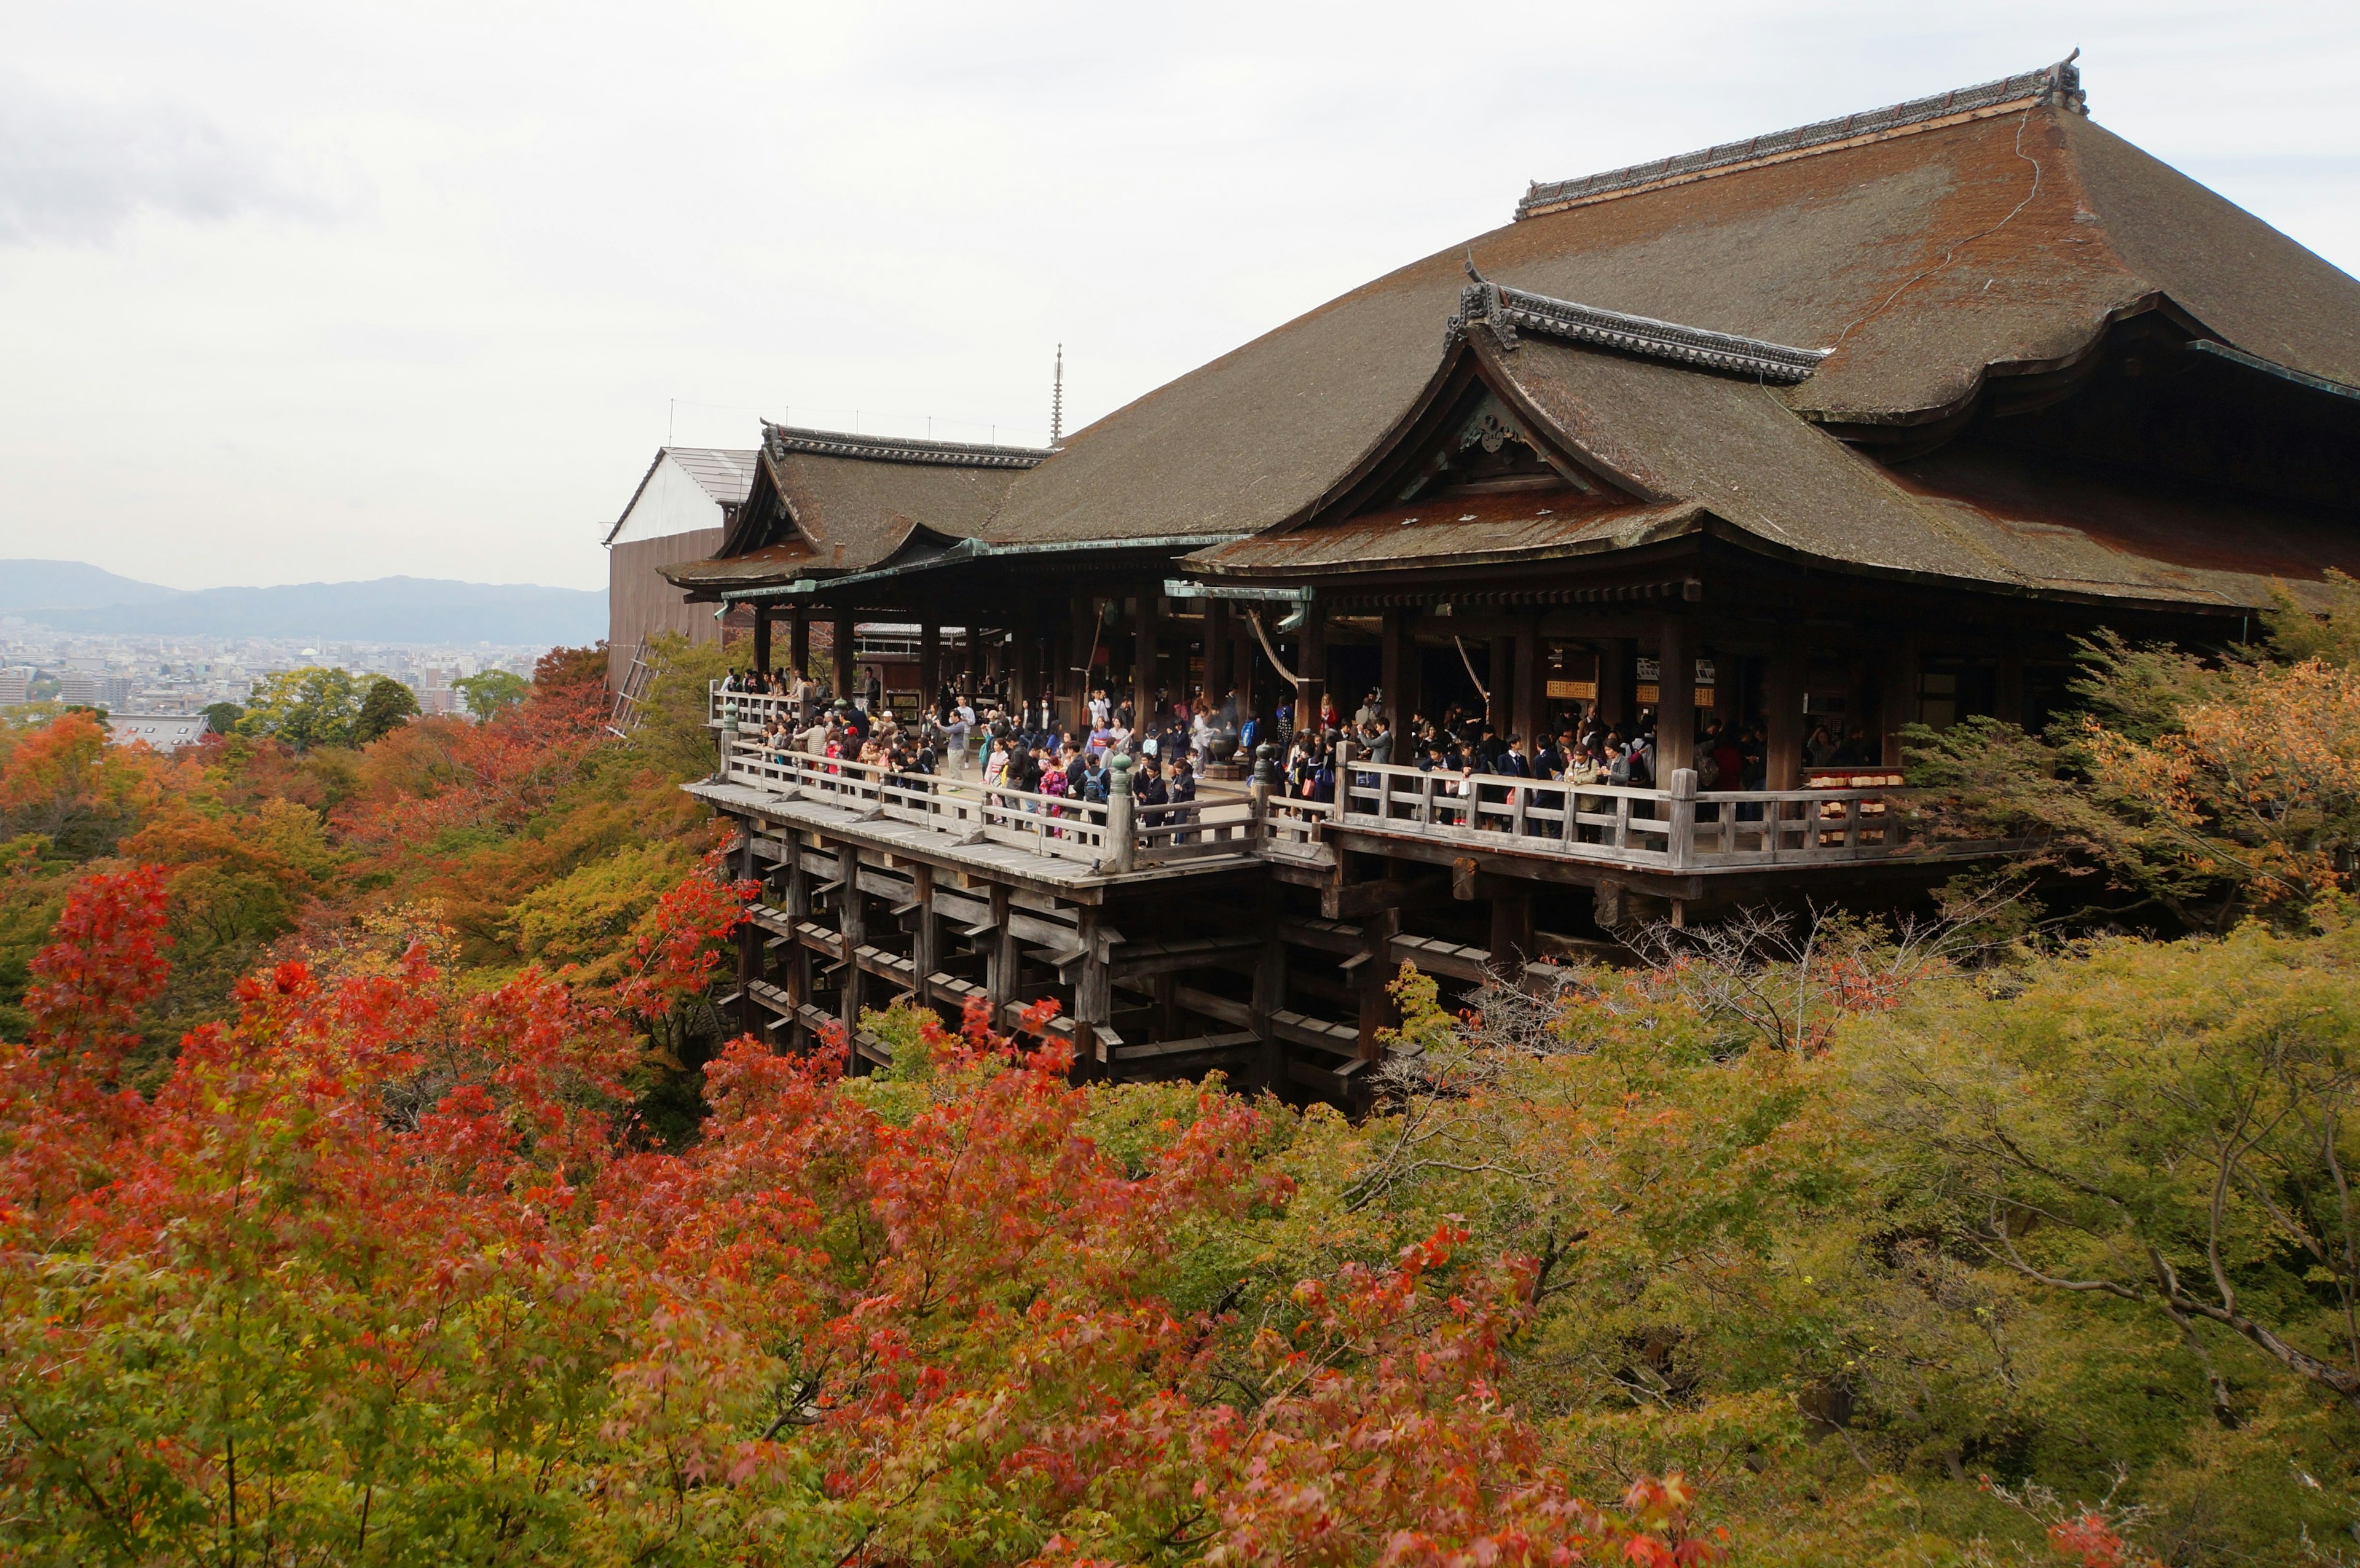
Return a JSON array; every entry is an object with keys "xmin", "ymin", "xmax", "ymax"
[
  {"xmin": 1451, "ymin": 278, "xmax": 1830, "ymax": 384},
  {"xmin": 762, "ymin": 423, "xmax": 1053, "ymax": 470}
]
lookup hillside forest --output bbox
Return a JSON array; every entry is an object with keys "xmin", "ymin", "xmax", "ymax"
[{"xmin": 3, "ymin": 588, "xmax": 2360, "ymax": 1566}]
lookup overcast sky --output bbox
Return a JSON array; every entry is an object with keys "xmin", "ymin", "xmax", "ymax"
[{"xmin": 2, "ymin": 2, "xmax": 2354, "ymax": 592}]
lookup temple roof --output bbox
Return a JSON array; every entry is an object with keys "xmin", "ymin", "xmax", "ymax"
[
  {"xmin": 662, "ymin": 425, "xmax": 1050, "ymax": 595},
  {"xmin": 983, "ymin": 64, "xmax": 2360, "ymax": 557},
  {"xmin": 1517, "ymin": 56, "xmax": 2088, "ymax": 219},
  {"xmin": 1187, "ymin": 307, "xmax": 2360, "ymax": 612}
]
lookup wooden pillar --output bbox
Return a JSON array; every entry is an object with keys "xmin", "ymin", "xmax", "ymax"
[
  {"xmin": 1203, "ymin": 600, "xmax": 1230, "ymax": 709},
  {"xmin": 909, "ymin": 863, "xmax": 938, "ymax": 1008},
  {"xmin": 783, "ymin": 843, "xmax": 811, "ymax": 1050},
  {"xmin": 836, "ymin": 843, "xmax": 866, "ymax": 1066},
  {"xmin": 918, "ymin": 621, "xmax": 940, "ymax": 709},
  {"xmin": 1379, "ymin": 609, "xmax": 1406, "ymax": 735},
  {"xmin": 985, "ymin": 884, "xmax": 1017, "ymax": 1014},
  {"xmin": 1251, "ymin": 917, "xmax": 1286, "ymax": 1096},
  {"xmin": 1511, "ymin": 618, "xmax": 1540, "ymax": 744},
  {"xmin": 1881, "ymin": 637, "xmax": 1918, "ymax": 768},
  {"xmin": 1069, "ymin": 594, "xmax": 1095, "ymax": 734},
  {"xmin": 832, "ymin": 610, "xmax": 857, "ymax": 700},
  {"xmin": 1133, "ymin": 582, "xmax": 1159, "ymax": 733},
  {"xmin": 1656, "ymin": 613, "xmax": 1696, "ymax": 776},
  {"xmin": 1765, "ymin": 645, "xmax": 1805, "ymax": 790},
  {"xmin": 1296, "ymin": 605, "xmax": 1326, "ymax": 734},
  {"xmin": 1488, "ymin": 892, "xmax": 1533, "ymax": 975},
  {"xmin": 734, "ymin": 821, "xmax": 762, "ymax": 1039},
  {"xmin": 1486, "ymin": 635, "xmax": 1512, "ymax": 731},
  {"xmin": 1996, "ymin": 650, "xmax": 2026, "ymax": 729},
  {"xmin": 1234, "ymin": 616, "xmax": 1259, "ymax": 722},
  {"xmin": 1011, "ymin": 610, "xmax": 1037, "ymax": 721},
  {"xmin": 789, "ymin": 609, "xmax": 809, "ymax": 678},
  {"xmin": 1074, "ymin": 904, "xmax": 1110, "ymax": 1073},
  {"xmin": 1599, "ymin": 638, "xmax": 1629, "ymax": 727},
  {"xmin": 1357, "ymin": 907, "xmax": 1400, "ymax": 1064},
  {"xmin": 750, "ymin": 605, "xmax": 772, "ymax": 675}
]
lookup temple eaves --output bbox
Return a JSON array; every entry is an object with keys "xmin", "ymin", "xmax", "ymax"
[
  {"xmin": 1450, "ymin": 279, "xmax": 1830, "ymax": 385},
  {"xmin": 762, "ymin": 421, "xmax": 1055, "ymax": 469},
  {"xmin": 1517, "ymin": 53, "xmax": 2088, "ymax": 220}
]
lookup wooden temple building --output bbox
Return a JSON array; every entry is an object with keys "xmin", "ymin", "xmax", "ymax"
[{"xmin": 661, "ymin": 57, "xmax": 2360, "ymax": 1099}]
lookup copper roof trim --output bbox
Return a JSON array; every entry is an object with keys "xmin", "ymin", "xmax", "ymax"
[
  {"xmin": 762, "ymin": 421, "xmax": 1054, "ymax": 470},
  {"xmin": 1517, "ymin": 54, "xmax": 2087, "ymax": 220}
]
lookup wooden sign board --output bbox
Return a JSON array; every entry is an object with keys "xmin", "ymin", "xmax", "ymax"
[{"xmin": 1544, "ymin": 680, "xmax": 1597, "ymax": 700}]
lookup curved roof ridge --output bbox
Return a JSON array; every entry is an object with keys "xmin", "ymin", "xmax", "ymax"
[
  {"xmin": 1457, "ymin": 278, "xmax": 1831, "ymax": 383},
  {"xmin": 1519, "ymin": 53, "xmax": 2087, "ymax": 219},
  {"xmin": 762, "ymin": 421, "xmax": 1053, "ymax": 470}
]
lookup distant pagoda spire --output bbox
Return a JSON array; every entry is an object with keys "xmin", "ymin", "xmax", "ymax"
[{"xmin": 1050, "ymin": 343, "xmax": 1064, "ymax": 446}]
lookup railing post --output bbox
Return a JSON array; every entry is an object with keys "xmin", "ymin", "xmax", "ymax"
[
  {"xmin": 1107, "ymin": 753, "xmax": 1137, "ymax": 874},
  {"xmin": 1668, "ymin": 768, "xmax": 1697, "ymax": 872},
  {"xmin": 713, "ymin": 696, "xmax": 739, "ymax": 783},
  {"xmin": 1249, "ymin": 743, "xmax": 1273, "ymax": 849}
]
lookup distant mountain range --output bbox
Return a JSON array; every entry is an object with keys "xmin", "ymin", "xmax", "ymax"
[{"xmin": 1, "ymin": 562, "xmax": 607, "ymax": 646}]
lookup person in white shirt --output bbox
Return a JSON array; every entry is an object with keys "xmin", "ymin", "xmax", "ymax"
[
  {"xmin": 944, "ymin": 699, "xmax": 975, "ymax": 773},
  {"xmin": 1087, "ymin": 688, "xmax": 1111, "ymax": 729}
]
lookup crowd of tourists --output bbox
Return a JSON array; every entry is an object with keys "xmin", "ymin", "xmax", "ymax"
[{"xmin": 718, "ymin": 667, "xmax": 1886, "ymax": 834}]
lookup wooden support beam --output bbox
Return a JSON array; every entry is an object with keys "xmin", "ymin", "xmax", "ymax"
[
  {"xmin": 1881, "ymin": 635, "xmax": 1918, "ymax": 768},
  {"xmin": 1656, "ymin": 613, "xmax": 1695, "ymax": 776},
  {"xmin": 1108, "ymin": 935, "xmax": 1264, "ymax": 979},
  {"xmin": 986, "ymin": 884, "xmax": 1017, "ymax": 1014},
  {"xmin": 1203, "ymin": 600, "xmax": 1230, "ymax": 708},
  {"xmin": 1011, "ymin": 606, "xmax": 1037, "ymax": 722},
  {"xmin": 751, "ymin": 608, "xmax": 772, "ymax": 676},
  {"xmin": 1358, "ymin": 907, "xmax": 1401, "ymax": 1065},
  {"xmin": 1379, "ymin": 607, "xmax": 1407, "ymax": 737},
  {"xmin": 1386, "ymin": 933, "xmax": 1491, "ymax": 984},
  {"xmin": 1599, "ymin": 637, "xmax": 1629, "ymax": 727},
  {"xmin": 1111, "ymin": 1030, "xmax": 1259, "ymax": 1064},
  {"xmin": 1512, "ymin": 616, "xmax": 1540, "ymax": 747},
  {"xmin": 918, "ymin": 621, "xmax": 940, "ymax": 711},
  {"xmin": 1766, "ymin": 643, "xmax": 1804, "ymax": 791},
  {"xmin": 1489, "ymin": 892, "xmax": 1534, "ymax": 975},
  {"xmin": 1322, "ymin": 874, "xmax": 1445, "ymax": 921},
  {"xmin": 1488, "ymin": 634, "xmax": 1512, "ymax": 732},
  {"xmin": 1171, "ymin": 984, "xmax": 1252, "ymax": 1030},
  {"xmin": 1296, "ymin": 607, "xmax": 1326, "ymax": 735},
  {"xmin": 1134, "ymin": 580, "xmax": 1159, "ymax": 734},
  {"xmin": 734, "ymin": 822, "xmax": 762, "ymax": 1038},
  {"xmin": 1251, "ymin": 919, "xmax": 1286, "ymax": 1094},
  {"xmin": 1074, "ymin": 904, "xmax": 1111, "ymax": 1068},
  {"xmin": 833, "ymin": 610, "xmax": 858, "ymax": 700},
  {"xmin": 1069, "ymin": 593, "xmax": 1095, "ymax": 734},
  {"xmin": 909, "ymin": 863, "xmax": 938, "ymax": 1008},
  {"xmin": 789, "ymin": 610, "xmax": 809, "ymax": 679},
  {"xmin": 836, "ymin": 842, "xmax": 866, "ymax": 1067},
  {"xmin": 1277, "ymin": 914, "xmax": 1364, "ymax": 955}
]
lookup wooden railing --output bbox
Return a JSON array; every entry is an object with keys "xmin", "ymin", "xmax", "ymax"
[
  {"xmin": 712, "ymin": 691, "xmax": 1970, "ymax": 876},
  {"xmin": 717, "ymin": 727, "xmax": 1261, "ymax": 872},
  {"xmin": 1334, "ymin": 758, "xmax": 1930, "ymax": 871}
]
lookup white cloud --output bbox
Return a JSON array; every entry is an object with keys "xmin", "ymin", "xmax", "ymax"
[{"xmin": 0, "ymin": 73, "xmax": 337, "ymax": 245}]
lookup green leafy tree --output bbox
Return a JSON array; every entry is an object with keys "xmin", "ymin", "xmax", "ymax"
[
  {"xmin": 1867, "ymin": 918, "xmax": 2360, "ymax": 1419},
  {"xmin": 452, "ymin": 668, "xmax": 528, "ymax": 721},
  {"xmin": 235, "ymin": 667, "xmax": 364, "ymax": 751},
  {"xmin": 199, "ymin": 700, "xmax": 243, "ymax": 736},
  {"xmin": 352, "ymin": 676, "xmax": 420, "ymax": 744}
]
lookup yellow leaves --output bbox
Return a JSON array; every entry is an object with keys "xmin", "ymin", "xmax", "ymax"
[{"xmin": 2079, "ymin": 656, "xmax": 2360, "ymax": 909}]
